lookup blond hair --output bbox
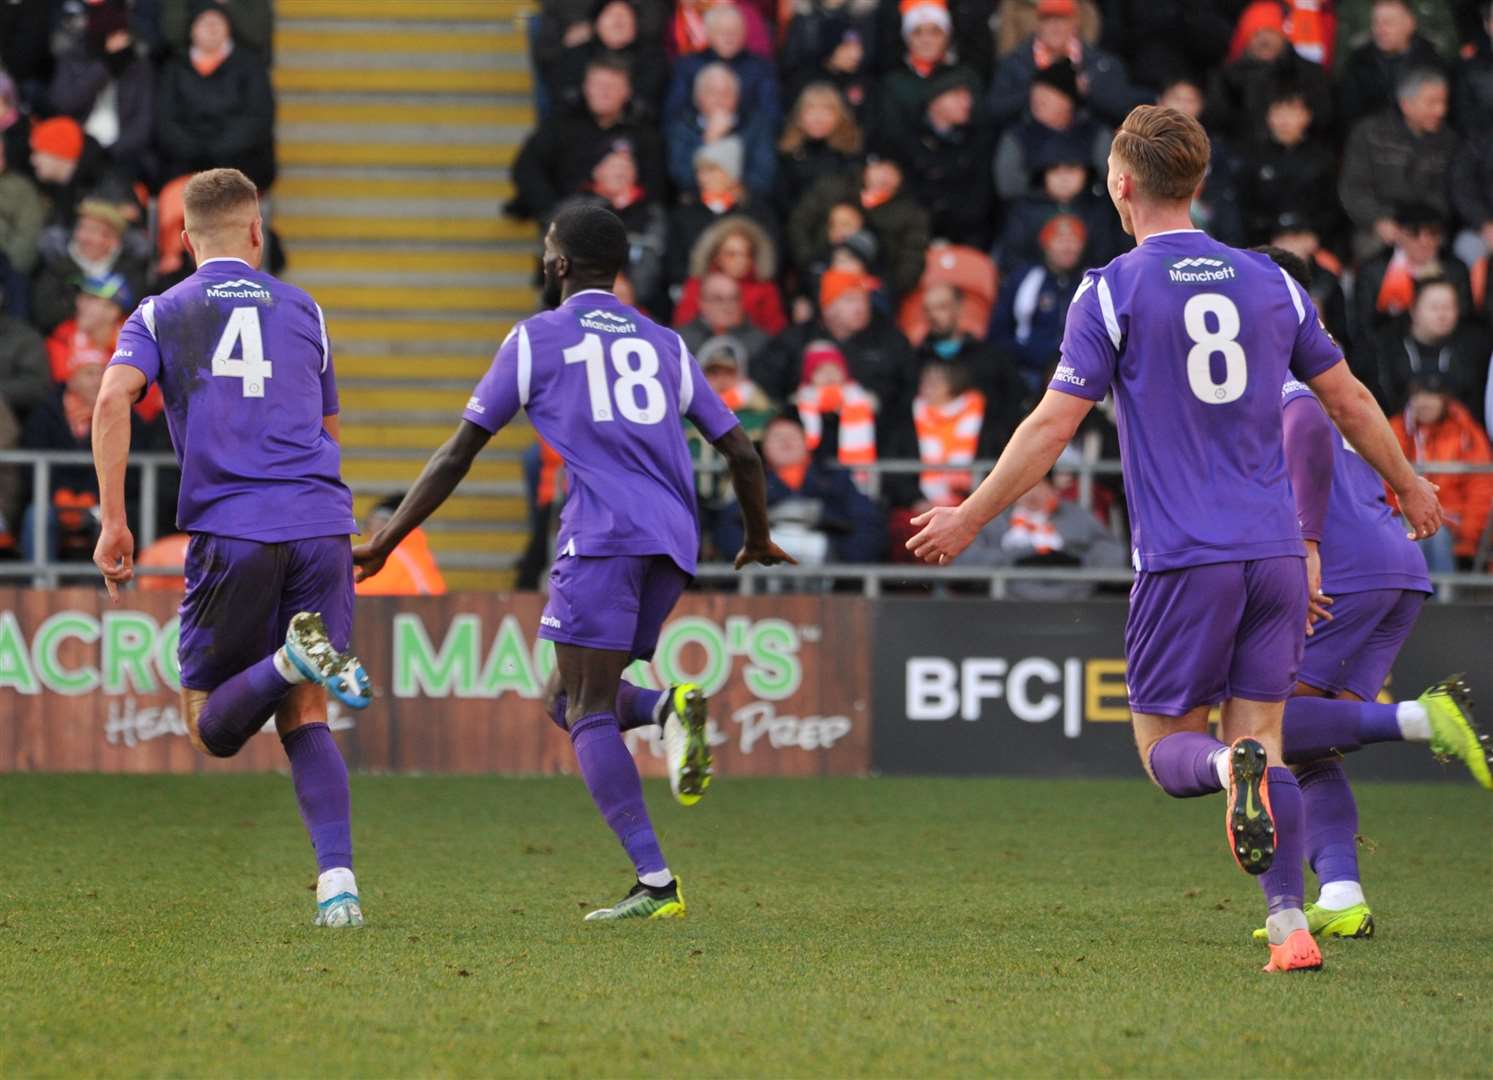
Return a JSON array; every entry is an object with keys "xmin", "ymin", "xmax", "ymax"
[
  {"xmin": 182, "ymin": 168, "xmax": 259, "ymax": 236},
  {"xmin": 779, "ymin": 83, "xmax": 863, "ymax": 156},
  {"xmin": 1111, "ymin": 105, "xmax": 1210, "ymax": 202}
]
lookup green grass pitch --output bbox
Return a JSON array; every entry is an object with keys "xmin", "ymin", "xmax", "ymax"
[{"xmin": 1, "ymin": 773, "xmax": 1489, "ymax": 1077}]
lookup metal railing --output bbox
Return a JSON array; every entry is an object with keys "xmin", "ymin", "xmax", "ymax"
[{"xmin": 2, "ymin": 449, "xmax": 1491, "ymax": 599}]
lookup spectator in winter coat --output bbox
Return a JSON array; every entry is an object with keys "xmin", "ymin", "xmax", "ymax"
[
  {"xmin": 1336, "ymin": 0, "xmax": 1460, "ymax": 65},
  {"xmin": 992, "ymin": 59, "xmax": 1111, "ymax": 202},
  {"xmin": 776, "ymin": 82, "xmax": 862, "ymax": 214},
  {"xmin": 1338, "ymin": 0, "xmax": 1447, "ymax": 132},
  {"xmin": 669, "ymin": 0, "xmax": 776, "ymax": 60},
  {"xmin": 1449, "ymin": 126, "xmax": 1493, "ymax": 265},
  {"xmin": 780, "ymin": 1, "xmax": 880, "ymax": 121},
  {"xmin": 665, "ymin": 4, "xmax": 780, "ymax": 129},
  {"xmin": 1391, "ymin": 373, "xmax": 1493, "ymax": 566},
  {"xmin": 158, "ymin": 0, "xmax": 273, "ymax": 59},
  {"xmin": 1240, "ymin": 85, "xmax": 1341, "ymax": 247},
  {"xmin": 997, "ymin": 146, "xmax": 1116, "ymax": 268},
  {"xmin": 889, "ymin": 67, "xmax": 995, "ymax": 248},
  {"xmin": 1206, "ymin": 2, "xmax": 1335, "ymax": 144},
  {"xmin": 666, "ymin": 140, "xmax": 782, "ymax": 286},
  {"xmin": 0, "ymin": 138, "xmax": 44, "ymax": 281},
  {"xmin": 673, "ymin": 215, "xmax": 786, "ymax": 336},
  {"xmin": 30, "ymin": 198, "xmax": 146, "ymax": 334},
  {"xmin": 665, "ymin": 62, "xmax": 777, "ymax": 201},
  {"xmin": 914, "ymin": 283, "xmax": 1026, "ymax": 449},
  {"xmin": 1340, "ymin": 67, "xmax": 1458, "ymax": 261},
  {"xmin": 1100, "ymin": 0, "xmax": 1239, "ymax": 91},
  {"xmin": 551, "ymin": 142, "xmax": 667, "ymax": 309},
  {"xmin": 878, "ymin": 1, "xmax": 980, "ymax": 139},
  {"xmin": 989, "ymin": 0, "xmax": 1146, "ymax": 128},
  {"xmin": 155, "ymin": 5, "xmax": 275, "ymax": 188},
  {"xmin": 789, "ymin": 158, "xmax": 932, "ymax": 298},
  {"xmin": 46, "ymin": 2, "xmax": 154, "ymax": 177},
  {"xmin": 1372, "ymin": 277, "xmax": 1490, "ymax": 415},
  {"xmin": 1352, "ymin": 203, "xmax": 1471, "ymax": 346},
  {"xmin": 547, "ymin": 1, "xmax": 668, "ymax": 119},
  {"xmin": 1452, "ymin": 2, "xmax": 1493, "ymax": 132},
  {"xmin": 0, "ymin": 282, "xmax": 48, "ymax": 534},
  {"xmin": 534, "ymin": 0, "xmax": 669, "ymax": 90},
  {"xmin": 989, "ymin": 214, "xmax": 1086, "ymax": 394},
  {"xmin": 511, "ymin": 59, "xmax": 666, "ymax": 223},
  {"xmin": 710, "ymin": 412, "xmax": 887, "ymax": 565},
  {"xmin": 29, "ymin": 117, "xmax": 115, "ymax": 231},
  {"xmin": 678, "ymin": 272, "xmax": 772, "ymax": 367}
]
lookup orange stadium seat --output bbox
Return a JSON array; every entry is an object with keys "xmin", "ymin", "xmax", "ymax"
[{"xmin": 896, "ymin": 244, "xmax": 999, "ymax": 346}]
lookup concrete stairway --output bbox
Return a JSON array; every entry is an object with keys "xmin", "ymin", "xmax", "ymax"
[{"xmin": 272, "ymin": 0, "xmax": 541, "ymax": 590}]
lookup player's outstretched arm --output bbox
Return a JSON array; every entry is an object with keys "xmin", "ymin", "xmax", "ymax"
[
  {"xmin": 713, "ymin": 425, "xmax": 797, "ymax": 570},
  {"xmin": 91, "ymin": 364, "xmax": 146, "ymax": 601},
  {"xmin": 352, "ymin": 420, "xmax": 492, "ymax": 582},
  {"xmin": 1307, "ymin": 360, "xmax": 1443, "ymax": 539},
  {"xmin": 907, "ymin": 389, "xmax": 1093, "ymax": 565}
]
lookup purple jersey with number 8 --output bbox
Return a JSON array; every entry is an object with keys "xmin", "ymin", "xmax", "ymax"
[
  {"xmin": 107, "ymin": 256, "xmax": 356, "ymax": 543},
  {"xmin": 1049, "ymin": 229, "xmax": 1344, "ymax": 572},
  {"xmin": 463, "ymin": 289, "xmax": 740, "ymax": 575}
]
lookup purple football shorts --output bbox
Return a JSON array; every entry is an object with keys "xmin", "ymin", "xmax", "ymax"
[
  {"xmin": 1298, "ymin": 587, "xmax": 1424, "ymax": 701},
  {"xmin": 539, "ymin": 553, "xmax": 690, "ymax": 661},
  {"xmin": 1125, "ymin": 556, "xmax": 1308, "ymax": 717},
  {"xmin": 178, "ymin": 533, "xmax": 354, "ymax": 691}
]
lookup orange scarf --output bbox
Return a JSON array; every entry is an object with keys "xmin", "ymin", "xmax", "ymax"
[
  {"xmin": 191, "ymin": 43, "xmax": 232, "ymax": 77},
  {"xmin": 776, "ymin": 461, "xmax": 809, "ymax": 491},
  {"xmin": 795, "ymin": 382, "xmax": 877, "ymax": 467},
  {"xmin": 1033, "ymin": 37, "xmax": 1082, "ymax": 70},
  {"xmin": 914, "ymin": 390, "xmax": 985, "ymax": 505},
  {"xmin": 718, "ymin": 379, "xmax": 761, "ymax": 411},
  {"xmin": 1376, "ymin": 251, "xmax": 1418, "ymax": 316},
  {"xmin": 1004, "ymin": 504, "xmax": 1064, "ymax": 554}
]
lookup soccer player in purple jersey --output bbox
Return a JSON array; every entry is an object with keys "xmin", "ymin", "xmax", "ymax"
[
  {"xmin": 353, "ymin": 204, "xmax": 791, "ymax": 921},
  {"xmin": 1255, "ymin": 246, "xmax": 1492, "ymax": 944},
  {"xmin": 91, "ymin": 169, "xmax": 372, "ymax": 928},
  {"xmin": 907, "ymin": 106, "xmax": 1443, "ymax": 972}
]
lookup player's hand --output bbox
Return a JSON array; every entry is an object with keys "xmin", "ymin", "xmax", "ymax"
[
  {"xmin": 1396, "ymin": 475, "xmax": 1443, "ymax": 540},
  {"xmin": 1304, "ymin": 541, "xmax": 1332, "ymax": 635},
  {"xmin": 93, "ymin": 520, "xmax": 135, "ymax": 602},
  {"xmin": 906, "ymin": 504, "xmax": 979, "ymax": 565},
  {"xmin": 734, "ymin": 539, "xmax": 799, "ymax": 570},
  {"xmin": 351, "ymin": 541, "xmax": 387, "ymax": 583}
]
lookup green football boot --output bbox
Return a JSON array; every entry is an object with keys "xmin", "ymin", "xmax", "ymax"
[
  {"xmin": 584, "ymin": 876, "xmax": 686, "ymax": 922},
  {"xmin": 662, "ymin": 684, "xmax": 712, "ymax": 806},
  {"xmin": 1421, "ymin": 677, "xmax": 1493, "ymax": 790},
  {"xmin": 1253, "ymin": 901, "xmax": 1374, "ymax": 942}
]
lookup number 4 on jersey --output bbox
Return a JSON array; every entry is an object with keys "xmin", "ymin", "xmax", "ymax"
[{"xmin": 213, "ymin": 306, "xmax": 273, "ymax": 397}]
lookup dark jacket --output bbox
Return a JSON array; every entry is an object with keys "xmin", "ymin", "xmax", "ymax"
[
  {"xmin": 549, "ymin": 41, "xmax": 669, "ymax": 118},
  {"xmin": 1337, "ymin": 35, "xmax": 1447, "ymax": 132},
  {"xmin": 913, "ymin": 333, "xmax": 1028, "ymax": 453},
  {"xmin": 47, "ymin": 45, "xmax": 155, "ymax": 169},
  {"xmin": 890, "ymin": 108, "xmax": 996, "ymax": 249},
  {"xmin": 30, "ymin": 244, "xmax": 148, "ymax": 336},
  {"xmin": 0, "ymin": 314, "xmax": 50, "ymax": 420},
  {"xmin": 665, "ymin": 112, "xmax": 778, "ymax": 201},
  {"xmin": 1449, "ymin": 129, "xmax": 1493, "ymax": 232},
  {"xmin": 788, "ymin": 171, "xmax": 931, "ymax": 296},
  {"xmin": 1206, "ymin": 53, "xmax": 1335, "ymax": 144},
  {"xmin": 1239, "ymin": 137, "xmax": 1340, "ymax": 245},
  {"xmin": 665, "ymin": 49, "xmax": 781, "ymax": 130},
  {"xmin": 511, "ymin": 109, "xmax": 666, "ymax": 221},
  {"xmin": 1351, "ymin": 250, "xmax": 1472, "ymax": 348},
  {"xmin": 555, "ymin": 192, "xmax": 667, "ymax": 309},
  {"xmin": 155, "ymin": 47, "xmax": 276, "ymax": 188},
  {"xmin": 992, "ymin": 116, "xmax": 1110, "ymax": 202},
  {"xmin": 988, "ymin": 261, "xmax": 1083, "ymax": 392},
  {"xmin": 878, "ymin": 58, "xmax": 977, "ymax": 143},
  {"xmin": 711, "ymin": 459, "xmax": 887, "ymax": 564},
  {"xmin": 1099, "ymin": 0, "xmax": 1241, "ymax": 90},
  {"xmin": 996, "ymin": 190, "xmax": 1120, "ymax": 269},
  {"xmin": 679, "ymin": 318, "xmax": 771, "ymax": 370},
  {"xmin": 1453, "ymin": 35, "xmax": 1493, "ymax": 133},
  {"xmin": 1339, "ymin": 109, "xmax": 1460, "ymax": 234},
  {"xmin": 989, "ymin": 37, "xmax": 1146, "ymax": 128},
  {"xmin": 775, "ymin": 138, "xmax": 859, "ymax": 214},
  {"xmin": 1372, "ymin": 323, "xmax": 1491, "ymax": 415},
  {"xmin": 780, "ymin": 8, "xmax": 880, "ymax": 121}
]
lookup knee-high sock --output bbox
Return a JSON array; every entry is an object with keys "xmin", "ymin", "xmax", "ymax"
[
  {"xmin": 615, "ymin": 681, "xmax": 667, "ymax": 732},
  {"xmin": 548, "ymin": 683, "xmax": 668, "ymax": 734},
  {"xmin": 196, "ymin": 655, "xmax": 293, "ymax": 757},
  {"xmin": 1258, "ymin": 767, "xmax": 1305, "ymax": 914},
  {"xmin": 1282, "ymin": 697, "xmax": 1404, "ymax": 762},
  {"xmin": 1297, "ymin": 758, "xmax": 1359, "ymax": 887},
  {"xmin": 569, "ymin": 712, "xmax": 666, "ymax": 877},
  {"xmin": 282, "ymin": 723, "xmax": 353, "ymax": 874},
  {"xmin": 1148, "ymin": 731, "xmax": 1227, "ymax": 797}
]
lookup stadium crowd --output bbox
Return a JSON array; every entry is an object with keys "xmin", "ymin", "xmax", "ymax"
[
  {"xmin": 0, "ymin": 0, "xmax": 275, "ymax": 562},
  {"xmin": 514, "ymin": 0, "xmax": 1493, "ymax": 577}
]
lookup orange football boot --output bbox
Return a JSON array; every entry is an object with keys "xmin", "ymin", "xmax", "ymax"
[
  {"xmin": 1226, "ymin": 737, "xmax": 1276, "ymax": 875},
  {"xmin": 1263, "ymin": 928, "xmax": 1324, "ymax": 972}
]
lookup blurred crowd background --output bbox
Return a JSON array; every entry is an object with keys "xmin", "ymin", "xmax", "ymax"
[{"xmin": 2, "ymin": 0, "xmax": 1492, "ymax": 591}]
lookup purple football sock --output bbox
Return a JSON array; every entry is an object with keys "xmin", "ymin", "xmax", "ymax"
[
  {"xmin": 1296, "ymin": 758, "xmax": 1360, "ymax": 886},
  {"xmin": 616, "ymin": 681, "xmax": 667, "ymax": 732},
  {"xmin": 1258, "ymin": 767, "xmax": 1305, "ymax": 914},
  {"xmin": 196, "ymin": 655, "xmax": 293, "ymax": 757},
  {"xmin": 1282, "ymin": 697, "xmax": 1403, "ymax": 762},
  {"xmin": 569, "ymin": 712, "xmax": 666, "ymax": 877},
  {"xmin": 282, "ymin": 722, "xmax": 353, "ymax": 874},
  {"xmin": 1147, "ymin": 731, "xmax": 1227, "ymax": 797}
]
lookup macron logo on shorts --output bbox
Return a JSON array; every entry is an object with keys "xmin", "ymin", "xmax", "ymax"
[
  {"xmin": 540, "ymin": 614, "xmax": 562, "ymax": 629},
  {"xmin": 465, "ymin": 396, "xmax": 485, "ymax": 414}
]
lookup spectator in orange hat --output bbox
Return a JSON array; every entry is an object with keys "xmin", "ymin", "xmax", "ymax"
[
  {"xmin": 997, "ymin": 143, "xmax": 1117, "ymax": 267},
  {"xmin": 28, "ymin": 117, "xmax": 111, "ymax": 230},
  {"xmin": 989, "ymin": 0, "xmax": 1145, "ymax": 128},
  {"xmin": 1208, "ymin": 0, "xmax": 1335, "ymax": 144},
  {"xmin": 990, "ymin": 213, "xmax": 1088, "ymax": 394},
  {"xmin": 878, "ymin": 1, "xmax": 985, "ymax": 140}
]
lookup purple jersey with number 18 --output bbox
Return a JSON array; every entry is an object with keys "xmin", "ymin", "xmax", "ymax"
[
  {"xmin": 1050, "ymin": 229, "xmax": 1344, "ymax": 572},
  {"xmin": 463, "ymin": 288, "xmax": 740, "ymax": 575},
  {"xmin": 107, "ymin": 256, "xmax": 356, "ymax": 542}
]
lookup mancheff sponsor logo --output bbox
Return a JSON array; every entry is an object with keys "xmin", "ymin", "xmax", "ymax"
[
  {"xmin": 579, "ymin": 309, "xmax": 636, "ymax": 334},
  {"xmin": 1167, "ymin": 256, "xmax": 1237, "ymax": 284},
  {"xmin": 206, "ymin": 278, "xmax": 272, "ymax": 301}
]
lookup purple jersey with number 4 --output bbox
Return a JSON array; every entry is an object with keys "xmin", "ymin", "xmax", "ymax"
[
  {"xmin": 1281, "ymin": 380, "xmax": 1431, "ymax": 595},
  {"xmin": 107, "ymin": 257, "xmax": 356, "ymax": 542},
  {"xmin": 1051, "ymin": 230, "xmax": 1344, "ymax": 571},
  {"xmin": 463, "ymin": 289, "xmax": 740, "ymax": 574}
]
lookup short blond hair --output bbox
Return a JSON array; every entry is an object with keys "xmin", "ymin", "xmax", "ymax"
[
  {"xmin": 1111, "ymin": 105, "xmax": 1210, "ymax": 202},
  {"xmin": 182, "ymin": 168, "xmax": 259, "ymax": 234}
]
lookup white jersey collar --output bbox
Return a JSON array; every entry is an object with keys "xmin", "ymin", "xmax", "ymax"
[{"xmin": 198, "ymin": 256, "xmax": 256, "ymax": 268}]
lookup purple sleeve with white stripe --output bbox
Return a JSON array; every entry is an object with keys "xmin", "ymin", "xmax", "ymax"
[
  {"xmin": 1283, "ymin": 274, "xmax": 1345, "ymax": 382},
  {"xmin": 1049, "ymin": 272, "xmax": 1116, "ymax": 402},
  {"xmin": 678, "ymin": 337, "xmax": 741, "ymax": 442},
  {"xmin": 463, "ymin": 325, "xmax": 525, "ymax": 433},
  {"xmin": 108, "ymin": 300, "xmax": 162, "ymax": 387}
]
